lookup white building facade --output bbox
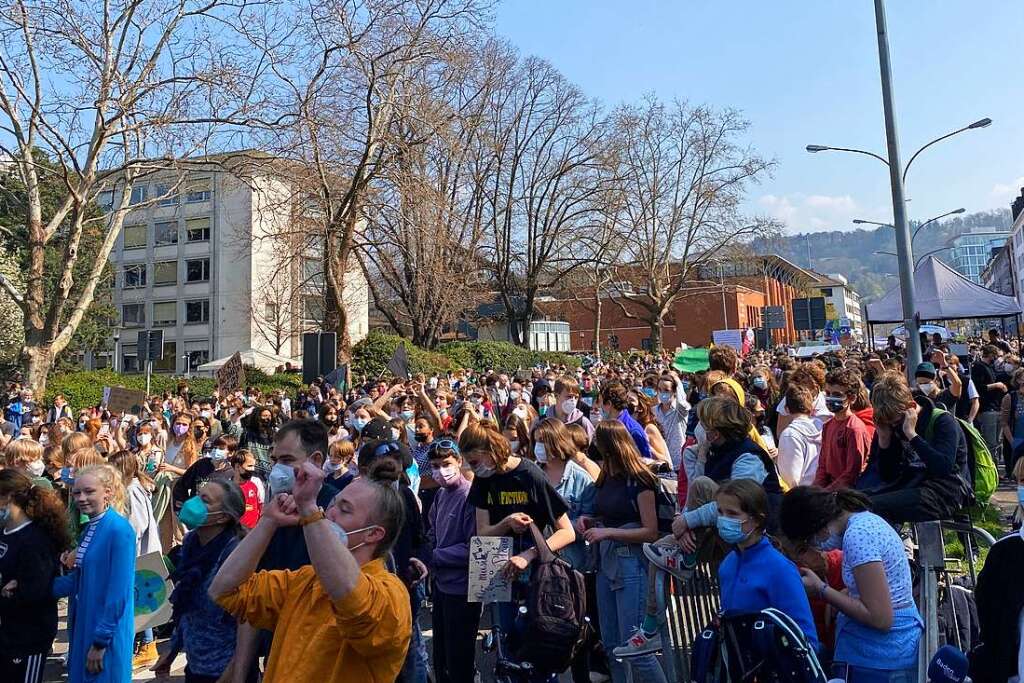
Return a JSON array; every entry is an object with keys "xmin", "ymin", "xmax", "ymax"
[
  {"xmin": 102, "ymin": 159, "xmax": 368, "ymax": 375},
  {"xmin": 814, "ymin": 274, "xmax": 864, "ymax": 340}
]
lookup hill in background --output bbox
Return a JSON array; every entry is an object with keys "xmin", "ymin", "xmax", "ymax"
[{"xmin": 754, "ymin": 208, "xmax": 1012, "ymax": 302}]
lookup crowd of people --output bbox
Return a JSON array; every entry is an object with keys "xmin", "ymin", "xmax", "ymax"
[{"xmin": 0, "ymin": 329, "xmax": 1022, "ymax": 683}]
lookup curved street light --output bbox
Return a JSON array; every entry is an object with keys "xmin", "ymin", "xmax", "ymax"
[
  {"xmin": 854, "ymin": 207, "xmax": 965, "ymax": 243},
  {"xmin": 874, "ymin": 247, "xmax": 949, "ymax": 268}
]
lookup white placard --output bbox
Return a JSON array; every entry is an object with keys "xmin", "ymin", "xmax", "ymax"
[
  {"xmin": 712, "ymin": 329, "xmax": 744, "ymax": 351},
  {"xmin": 467, "ymin": 536, "xmax": 513, "ymax": 603}
]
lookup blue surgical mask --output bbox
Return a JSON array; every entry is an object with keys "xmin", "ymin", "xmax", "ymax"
[
  {"xmin": 642, "ymin": 387, "xmax": 657, "ymax": 398},
  {"xmin": 534, "ymin": 443, "xmax": 547, "ymax": 464},
  {"xmin": 1017, "ymin": 485, "xmax": 1024, "ymax": 507},
  {"xmin": 269, "ymin": 463, "xmax": 295, "ymax": 494},
  {"xmin": 179, "ymin": 496, "xmax": 209, "ymax": 530},
  {"xmin": 210, "ymin": 448, "xmax": 228, "ymax": 462},
  {"xmin": 400, "ymin": 410, "xmax": 415, "ymax": 422},
  {"xmin": 813, "ymin": 530, "xmax": 844, "ymax": 552},
  {"xmin": 658, "ymin": 392, "xmax": 673, "ymax": 404},
  {"xmin": 328, "ymin": 522, "xmax": 380, "ymax": 551},
  {"xmin": 716, "ymin": 515, "xmax": 751, "ymax": 545},
  {"xmin": 352, "ymin": 418, "xmax": 368, "ymax": 433},
  {"xmin": 752, "ymin": 377, "xmax": 768, "ymax": 390}
]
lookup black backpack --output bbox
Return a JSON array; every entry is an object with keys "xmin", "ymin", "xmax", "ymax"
[
  {"xmin": 514, "ymin": 524, "xmax": 588, "ymax": 673},
  {"xmin": 691, "ymin": 608, "xmax": 827, "ymax": 683}
]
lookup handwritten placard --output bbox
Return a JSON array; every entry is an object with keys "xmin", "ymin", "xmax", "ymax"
[{"xmin": 467, "ymin": 536, "xmax": 513, "ymax": 603}]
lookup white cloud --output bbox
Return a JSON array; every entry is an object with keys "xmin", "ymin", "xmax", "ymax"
[
  {"xmin": 990, "ymin": 177, "xmax": 1024, "ymax": 205},
  {"xmin": 757, "ymin": 193, "xmax": 887, "ymax": 233}
]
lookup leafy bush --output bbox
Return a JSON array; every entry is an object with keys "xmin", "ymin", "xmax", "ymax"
[
  {"xmin": 46, "ymin": 368, "xmax": 302, "ymax": 409},
  {"xmin": 350, "ymin": 330, "xmax": 454, "ymax": 379}
]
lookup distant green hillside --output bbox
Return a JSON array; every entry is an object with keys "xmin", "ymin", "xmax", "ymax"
[{"xmin": 754, "ymin": 209, "xmax": 1012, "ymax": 302}]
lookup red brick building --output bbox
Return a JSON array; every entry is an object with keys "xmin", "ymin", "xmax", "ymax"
[{"xmin": 553, "ymin": 255, "xmax": 815, "ymax": 352}]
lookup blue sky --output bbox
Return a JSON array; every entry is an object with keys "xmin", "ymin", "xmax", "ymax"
[{"xmin": 495, "ymin": 1, "xmax": 1024, "ymax": 234}]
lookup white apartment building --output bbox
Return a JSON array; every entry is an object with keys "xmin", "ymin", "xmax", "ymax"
[
  {"xmin": 100, "ymin": 156, "xmax": 368, "ymax": 375},
  {"xmin": 813, "ymin": 273, "xmax": 864, "ymax": 340},
  {"xmin": 1008, "ymin": 190, "xmax": 1024, "ymax": 311}
]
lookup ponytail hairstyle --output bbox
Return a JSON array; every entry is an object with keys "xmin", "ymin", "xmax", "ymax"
[
  {"xmin": 74, "ymin": 464, "xmax": 128, "ymax": 517},
  {"xmin": 779, "ymin": 485, "xmax": 872, "ymax": 542},
  {"xmin": 0, "ymin": 470, "xmax": 72, "ymax": 552}
]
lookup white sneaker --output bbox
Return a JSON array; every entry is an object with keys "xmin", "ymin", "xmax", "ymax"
[{"xmin": 612, "ymin": 628, "xmax": 662, "ymax": 658}]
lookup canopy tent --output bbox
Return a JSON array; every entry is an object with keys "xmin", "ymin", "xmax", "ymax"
[
  {"xmin": 891, "ymin": 323, "xmax": 951, "ymax": 339},
  {"xmin": 195, "ymin": 349, "xmax": 300, "ymax": 374},
  {"xmin": 865, "ymin": 256, "xmax": 1022, "ymax": 323}
]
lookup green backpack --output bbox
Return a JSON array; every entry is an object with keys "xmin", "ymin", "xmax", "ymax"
[{"xmin": 924, "ymin": 407, "xmax": 998, "ymax": 505}]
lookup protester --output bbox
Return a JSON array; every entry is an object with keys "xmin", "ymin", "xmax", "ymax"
[
  {"xmin": 780, "ymin": 486, "xmax": 922, "ymax": 682},
  {"xmin": 324, "ymin": 439, "xmax": 358, "ymax": 490},
  {"xmin": 814, "ymin": 368, "xmax": 871, "ymax": 491},
  {"xmin": 776, "ymin": 384, "xmax": 823, "ymax": 489},
  {"xmin": 210, "ymin": 460, "xmax": 412, "ymax": 682},
  {"xmin": 54, "ymin": 464, "xmax": 137, "ymax": 683},
  {"xmin": 229, "ymin": 449, "xmax": 263, "ymax": 529},
  {"xmin": 0, "ymin": 470, "xmax": 71, "ymax": 683},
  {"xmin": 4, "ymin": 438, "xmax": 52, "ymax": 489},
  {"xmin": 595, "ymin": 380, "xmax": 652, "ymax": 460},
  {"xmin": 972, "ymin": 344, "xmax": 1007, "ymax": 473}
]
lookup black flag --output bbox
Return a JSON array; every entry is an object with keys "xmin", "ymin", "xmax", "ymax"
[{"xmin": 386, "ymin": 342, "xmax": 410, "ymax": 380}]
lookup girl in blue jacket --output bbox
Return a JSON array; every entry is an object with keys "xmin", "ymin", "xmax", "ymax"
[{"xmin": 716, "ymin": 478, "xmax": 820, "ymax": 652}]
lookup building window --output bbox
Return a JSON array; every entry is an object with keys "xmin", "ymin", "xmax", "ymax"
[
  {"xmin": 303, "ymin": 295, "xmax": 324, "ymax": 325},
  {"xmin": 184, "ymin": 341, "xmax": 209, "ymax": 371},
  {"xmin": 185, "ymin": 299, "xmax": 210, "ymax": 324},
  {"xmin": 153, "ymin": 301, "xmax": 177, "ymax": 326},
  {"xmin": 186, "ymin": 217, "xmax": 211, "ymax": 242},
  {"xmin": 302, "ymin": 257, "xmax": 324, "ymax": 289},
  {"xmin": 123, "ymin": 224, "xmax": 147, "ymax": 249},
  {"xmin": 129, "ymin": 184, "xmax": 148, "ymax": 205},
  {"xmin": 153, "ymin": 261, "xmax": 177, "ymax": 286},
  {"xmin": 122, "ymin": 303, "xmax": 145, "ymax": 328},
  {"xmin": 122, "ymin": 344, "xmax": 140, "ymax": 373},
  {"xmin": 98, "ymin": 190, "xmax": 114, "ymax": 212},
  {"xmin": 185, "ymin": 178, "xmax": 212, "ymax": 203},
  {"xmin": 153, "ymin": 341, "xmax": 176, "ymax": 373},
  {"xmin": 123, "ymin": 264, "xmax": 147, "ymax": 288},
  {"xmin": 186, "ymin": 258, "xmax": 210, "ymax": 283},
  {"xmin": 154, "ymin": 183, "xmax": 177, "ymax": 206},
  {"xmin": 155, "ymin": 221, "xmax": 178, "ymax": 245}
]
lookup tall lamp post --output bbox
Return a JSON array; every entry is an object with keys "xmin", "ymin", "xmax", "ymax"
[
  {"xmin": 112, "ymin": 331, "xmax": 121, "ymax": 373},
  {"xmin": 853, "ymin": 207, "xmax": 965, "ymax": 245},
  {"xmin": 806, "ymin": 0, "xmax": 991, "ymax": 376}
]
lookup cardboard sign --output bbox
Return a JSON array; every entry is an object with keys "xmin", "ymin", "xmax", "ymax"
[
  {"xmin": 105, "ymin": 386, "xmax": 147, "ymax": 415},
  {"xmin": 467, "ymin": 536, "xmax": 513, "ymax": 603},
  {"xmin": 217, "ymin": 351, "xmax": 245, "ymax": 396},
  {"xmin": 134, "ymin": 551, "xmax": 173, "ymax": 633}
]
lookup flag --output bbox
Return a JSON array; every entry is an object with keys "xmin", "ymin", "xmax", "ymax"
[
  {"xmin": 386, "ymin": 343, "xmax": 410, "ymax": 379},
  {"xmin": 672, "ymin": 348, "xmax": 710, "ymax": 374}
]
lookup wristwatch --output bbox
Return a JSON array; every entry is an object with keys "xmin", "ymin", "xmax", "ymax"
[{"xmin": 298, "ymin": 508, "xmax": 326, "ymax": 527}]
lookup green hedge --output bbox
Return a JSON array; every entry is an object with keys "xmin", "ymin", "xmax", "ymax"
[
  {"xmin": 45, "ymin": 368, "xmax": 302, "ymax": 408},
  {"xmin": 350, "ymin": 331, "xmax": 580, "ymax": 379}
]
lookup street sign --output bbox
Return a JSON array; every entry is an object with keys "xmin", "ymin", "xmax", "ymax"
[
  {"xmin": 136, "ymin": 330, "xmax": 164, "ymax": 361},
  {"xmin": 792, "ymin": 297, "xmax": 827, "ymax": 331},
  {"xmin": 762, "ymin": 306, "xmax": 787, "ymax": 330}
]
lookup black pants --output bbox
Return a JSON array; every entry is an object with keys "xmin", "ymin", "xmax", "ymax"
[
  {"xmin": 432, "ymin": 590, "xmax": 482, "ymax": 683},
  {"xmin": 0, "ymin": 652, "xmax": 46, "ymax": 683},
  {"xmin": 570, "ymin": 571, "xmax": 607, "ymax": 683},
  {"xmin": 869, "ymin": 484, "xmax": 961, "ymax": 524}
]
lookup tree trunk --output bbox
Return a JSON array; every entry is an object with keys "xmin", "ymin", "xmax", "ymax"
[
  {"xmin": 593, "ymin": 292, "xmax": 603, "ymax": 359},
  {"xmin": 22, "ymin": 342, "xmax": 55, "ymax": 398},
  {"xmin": 650, "ymin": 317, "xmax": 663, "ymax": 354}
]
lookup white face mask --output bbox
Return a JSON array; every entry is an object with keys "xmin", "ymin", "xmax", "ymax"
[
  {"xmin": 27, "ymin": 459, "xmax": 45, "ymax": 477},
  {"xmin": 534, "ymin": 442, "xmax": 547, "ymax": 464},
  {"xmin": 560, "ymin": 398, "xmax": 577, "ymax": 415},
  {"xmin": 509, "ymin": 439, "xmax": 520, "ymax": 452},
  {"xmin": 917, "ymin": 382, "xmax": 935, "ymax": 395},
  {"xmin": 138, "ymin": 433, "xmax": 152, "ymax": 446},
  {"xmin": 513, "ymin": 406, "xmax": 529, "ymax": 421}
]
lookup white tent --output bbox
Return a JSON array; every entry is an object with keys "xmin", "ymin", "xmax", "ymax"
[
  {"xmin": 865, "ymin": 256, "xmax": 1022, "ymax": 323},
  {"xmin": 195, "ymin": 349, "xmax": 301, "ymax": 375}
]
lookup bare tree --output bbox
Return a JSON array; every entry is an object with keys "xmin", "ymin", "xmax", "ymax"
[
  {"xmin": 607, "ymin": 96, "xmax": 779, "ymax": 351},
  {"xmin": 237, "ymin": 0, "xmax": 492, "ymax": 361},
  {"xmin": 0, "ymin": 0, "xmax": 267, "ymax": 393},
  {"xmin": 478, "ymin": 51, "xmax": 610, "ymax": 347},
  {"xmin": 250, "ymin": 281, "xmax": 294, "ymax": 355}
]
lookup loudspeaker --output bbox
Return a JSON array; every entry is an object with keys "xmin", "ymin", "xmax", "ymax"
[
  {"xmin": 318, "ymin": 332, "xmax": 337, "ymax": 378},
  {"xmin": 302, "ymin": 333, "xmax": 320, "ymax": 384}
]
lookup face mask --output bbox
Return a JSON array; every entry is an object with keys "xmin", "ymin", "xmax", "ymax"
[
  {"xmin": 534, "ymin": 443, "xmax": 548, "ymax": 464},
  {"xmin": 138, "ymin": 433, "xmax": 152, "ymax": 447},
  {"xmin": 716, "ymin": 515, "xmax": 751, "ymax": 545},
  {"xmin": 658, "ymin": 392, "xmax": 673, "ymax": 404},
  {"xmin": 510, "ymin": 391, "xmax": 521, "ymax": 402},
  {"xmin": 269, "ymin": 463, "xmax": 295, "ymax": 494},
  {"xmin": 414, "ymin": 433, "xmax": 429, "ymax": 443},
  {"xmin": 917, "ymin": 382, "xmax": 935, "ymax": 395},
  {"xmin": 513, "ymin": 406, "xmax": 529, "ymax": 420},
  {"xmin": 391, "ymin": 428, "xmax": 401, "ymax": 440},
  {"xmin": 642, "ymin": 387, "xmax": 657, "ymax": 399},
  {"xmin": 473, "ymin": 462, "xmax": 496, "ymax": 478},
  {"xmin": 431, "ymin": 464, "xmax": 460, "ymax": 487},
  {"xmin": 352, "ymin": 418, "xmax": 368, "ymax": 433},
  {"xmin": 328, "ymin": 522, "xmax": 380, "ymax": 551},
  {"xmin": 400, "ymin": 410, "xmax": 415, "ymax": 422},
  {"xmin": 813, "ymin": 530, "xmax": 844, "ymax": 552},
  {"xmin": 0, "ymin": 507, "xmax": 8, "ymax": 525},
  {"xmin": 173, "ymin": 424, "xmax": 189, "ymax": 437},
  {"xmin": 27, "ymin": 459, "xmax": 45, "ymax": 477},
  {"xmin": 682, "ymin": 381, "xmax": 690, "ymax": 393},
  {"xmin": 200, "ymin": 410, "xmax": 212, "ymax": 419},
  {"xmin": 211, "ymin": 448, "xmax": 228, "ymax": 462},
  {"xmin": 825, "ymin": 397, "xmax": 846, "ymax": 413},
  {"xmin": 179, "ymin": 496, "xmax": 210, "ymax": 530},
  {"xmin": 509, "ymin": 439, "xmax": 520, "ymax": 452},
  {"xmin": 324, "ymin": 460, "xmax": 343, "ymax": 473},
  {"xmin": 239, "ymin": 469, "xmax": 255, "ymax": 480},
  {"xmin": 752, "ymin": 377, "xmax": 768, "ymax": 390},
  {"xmin": 560, "ymin": 398, "xmax": 577, "ymax": 415}
]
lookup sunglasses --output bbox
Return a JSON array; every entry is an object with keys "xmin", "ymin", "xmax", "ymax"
[{"xmin": 428, "ymin": 438, "xmax": 460, "ymax": 457}]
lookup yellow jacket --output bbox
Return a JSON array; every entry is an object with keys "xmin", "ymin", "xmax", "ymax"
[{"xmin": 217, "ymin": 558, "xmax": 411, "ymax": 683}]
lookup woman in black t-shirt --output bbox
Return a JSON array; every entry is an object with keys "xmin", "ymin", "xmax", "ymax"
[
  {"xmin": 578, "ymin": 420, "xmax": 665, "ymax": 683},
  {"xmin": 0, "ymin": 470, "xmax": 72, "ymax": 683},
  {"xmin": 463, "ymin": 421, "xmax": 574, "ymax": 574}
]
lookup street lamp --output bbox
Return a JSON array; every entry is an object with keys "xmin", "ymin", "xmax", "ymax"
[
  {"xmin": 853, "ymin": 207, "xmax": 965, "ymax": 243},
  {"xmin": 875, "ymin": 247, "xmax": 949, "ymax": 268},
  {"xmin": 112, "ymin": 331, "xmax": 121, "ymax": 373}
]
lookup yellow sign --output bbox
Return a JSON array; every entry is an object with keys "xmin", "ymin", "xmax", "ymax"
[{"xmin": 825, "ymin": 302, "xmax": 837, "ymax": 320}]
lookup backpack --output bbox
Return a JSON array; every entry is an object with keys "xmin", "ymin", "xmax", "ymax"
[
  {"xmin": 513, "ymin": 524, "xmax": 588, "ymax": 673},
  {"xmin": 691, "ymin": 609, "xmax": 827, "ymax": 683},
  {"xmin": 924, "ymin": 407, "xmax": 998, "ymax": 504}
]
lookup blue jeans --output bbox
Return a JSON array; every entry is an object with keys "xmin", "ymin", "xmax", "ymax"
[
  {"xmin": 833, "ymin": 662, "xmax": 917, "ymax": 683},
  {"xmin": 596, "ymin": 556, "xmax": 667, "ymax": 683}
]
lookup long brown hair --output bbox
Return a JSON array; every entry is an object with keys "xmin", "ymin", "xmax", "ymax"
[
  {"xmin": 0, "ymin": 470, "xmax": 72, "ymax": 551},
  {"xmin": 593, "ymin": 420, "xmax": 657, "ymax": 488},
  {"xmin": 459, "ymin": 421, "xmax": 513, "ymax": 469}
]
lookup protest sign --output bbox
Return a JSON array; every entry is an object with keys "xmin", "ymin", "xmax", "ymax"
[
  {"xmin": 104, "ymin": 386, "xmax": 147, "ymax": 415},
  {"xmin": 217, "ymin": 351, "xmax": 245, "ymax": 396},
  {"xmin": 467, "ymin": 536, "xmax": 512, "ymax": 603},
  {"xmin": 134, "ymin": 551, "xmax": 173, "ymax": 633}
]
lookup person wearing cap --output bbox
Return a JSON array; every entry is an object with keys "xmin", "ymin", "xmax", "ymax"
[
  {"xmin": 425, "ymin": 438, "xmax": 479, "ymax": 683},
  {"xmin": 859, "ymin": 372, "xmax": 969, "ymax": 523}
]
